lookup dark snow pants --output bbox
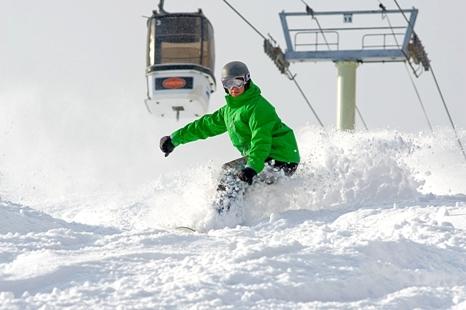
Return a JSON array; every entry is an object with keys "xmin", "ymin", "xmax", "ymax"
[{"xmin": 213, "ymin": 157, "xmax": 298, "ymax": 213}]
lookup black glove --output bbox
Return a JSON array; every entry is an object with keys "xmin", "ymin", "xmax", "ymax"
[
  {"xmin": 160, "ymin": 136, "xmax": 175, "ymax": 157},
  {"xmin": 237, "ymin": 167, "xmax": 257, "ymax": 185}
]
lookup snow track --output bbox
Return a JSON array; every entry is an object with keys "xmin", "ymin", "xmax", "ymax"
[{"xmin": 1, "ymin": 200, "xmax": 466, "ymax": 309}]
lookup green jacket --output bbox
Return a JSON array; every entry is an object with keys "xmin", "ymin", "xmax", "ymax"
[{"xmin": 171, "ymin": 81, "xmax": 300, "ymax": 173}]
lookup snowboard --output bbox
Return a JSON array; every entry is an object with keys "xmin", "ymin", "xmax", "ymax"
[{"xmin": 175, "ymin": 226, "xmax": 196, "ymax": 232}]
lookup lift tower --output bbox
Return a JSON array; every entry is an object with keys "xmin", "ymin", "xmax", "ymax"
[{"xmin": 279, "ymin": 8, "xmax": 421, "ymax": 130}]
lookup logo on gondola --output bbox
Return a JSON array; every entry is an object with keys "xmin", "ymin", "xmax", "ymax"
[
  {"xmin": 162, "ymin": 77, "xmax": 186, "ymax": 89},
  {"xmin": 155, "ymin": 77, "xmax": 193, "ymax": 90}
]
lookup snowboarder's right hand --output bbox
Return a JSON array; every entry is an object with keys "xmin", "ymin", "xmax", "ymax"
[{"xmin": 160, "ymin": 136, "xmax": 175, "ymax": 157}]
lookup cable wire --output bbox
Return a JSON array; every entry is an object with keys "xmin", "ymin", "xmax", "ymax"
[
  {"xmin": 222, "ymin": 0, "xmax": 325, "ymax": 128},
  {"xmin": 404, "ymin": 62, "xmax": 434, "ymax": 133},
  {"xmin": 221, "ymin": 0, "xmax": 267, "ymax": 40},
  {"xmin": 285, "ymin": 69, "xmax": 324, "ymax": 127},
  {"xmin": 430, "ymin": 66, "xmax": 466, "ymax": 161}
]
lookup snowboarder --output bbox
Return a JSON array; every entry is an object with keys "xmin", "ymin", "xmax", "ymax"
[{"xmin": 159, "ymin": 61, "xmax": 300, "ymax": 212}]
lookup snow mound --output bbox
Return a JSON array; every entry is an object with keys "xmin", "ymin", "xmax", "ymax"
[
  {"xmin": 0, "ymin": 200, "xmax": 116, "ymax": 235},
  {"xmin": 0, "ymin": 200, "xmax": 75, "ymax": 234}
]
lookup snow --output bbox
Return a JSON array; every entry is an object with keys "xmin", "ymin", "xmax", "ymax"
[{"xmin": 1, "ymin": 128, "xmax": 466, "ymax": 309}]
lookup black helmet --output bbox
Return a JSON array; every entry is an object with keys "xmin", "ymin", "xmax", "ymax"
[{"xmin": 221, "ymin": 61, "xmax": 250, "ymax": 82}]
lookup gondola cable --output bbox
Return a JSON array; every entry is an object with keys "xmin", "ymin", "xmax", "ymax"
[
  {"xmin": 221, "ymin": 0, "xmax": 267, "ymax": 41},
  {"xmin": 222, "ymin": 0, "xmax": 325, "ymax": 128}
]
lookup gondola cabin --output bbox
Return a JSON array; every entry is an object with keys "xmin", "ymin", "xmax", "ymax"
[{"xmin": 144, "ymin": 9, "xmax": 216, "ymax": 120}]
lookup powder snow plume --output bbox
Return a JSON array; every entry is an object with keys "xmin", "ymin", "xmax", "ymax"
[{"xmin": 31, "ymin": 126, "xmax": 461, "ymax": 232}]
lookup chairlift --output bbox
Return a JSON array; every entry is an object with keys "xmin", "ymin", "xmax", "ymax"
[{"xmin": 144, "ymin": 0, "xmax": 216, "ymax": 120}]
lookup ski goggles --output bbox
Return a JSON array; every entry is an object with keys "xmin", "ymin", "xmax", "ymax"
[{"xmin": 221, "ymin": 76, "xmax": 246, "ymax": 90}]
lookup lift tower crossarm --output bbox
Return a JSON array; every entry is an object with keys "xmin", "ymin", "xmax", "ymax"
[{"xmin": 279, "ymin": 8, "xmax": 418, "ymax": 63}]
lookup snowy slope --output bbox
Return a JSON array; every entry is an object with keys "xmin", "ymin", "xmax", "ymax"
[{"xmin": 1, "ymin": 128, "xmax": 466, "ymax": 309}]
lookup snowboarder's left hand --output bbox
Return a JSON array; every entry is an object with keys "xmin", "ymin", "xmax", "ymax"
[{"xmin": 237, "ymin": 167, "xmax": 257, "ymax": 185}]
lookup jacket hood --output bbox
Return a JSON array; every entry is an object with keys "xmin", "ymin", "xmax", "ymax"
[{"xmin": 225, "ymin": 81, "xmax": 261, "ymax": 108}]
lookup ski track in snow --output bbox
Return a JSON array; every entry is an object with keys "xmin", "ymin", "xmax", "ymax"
[{"xmin": 1, "ymin": 128, "xmax": 466, "ymax": 309}]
